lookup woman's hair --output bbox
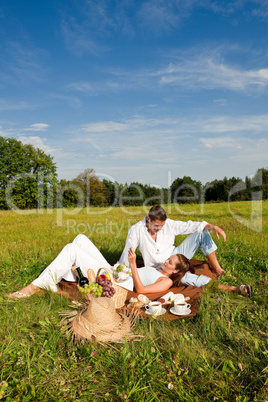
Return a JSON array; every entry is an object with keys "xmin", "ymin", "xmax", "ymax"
[
  {"xmin": 169, "ymin": 254, "xmax": 195, "ymax": 287},
  {"xmin": 148, "ymin": 205, "xmax": 167, "ymax": 222}
]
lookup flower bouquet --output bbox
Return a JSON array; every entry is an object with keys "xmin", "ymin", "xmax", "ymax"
[{"xmin": 111, "ymin": 262, "xmax": 132, "ymax": 282}]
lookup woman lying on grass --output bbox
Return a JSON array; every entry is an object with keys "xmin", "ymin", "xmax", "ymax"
[
  {"xmin": 127, "ymin": 248, "xmax": 252, "ymax": 297},
  {"xmin": 8, "ymin": 234, "xmax": 252, "ymax": 299}
]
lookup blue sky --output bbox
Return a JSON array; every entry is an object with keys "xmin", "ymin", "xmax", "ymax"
[{"xmin": 0, "ymin": 0, "xmax": 268, "ymax": 187}]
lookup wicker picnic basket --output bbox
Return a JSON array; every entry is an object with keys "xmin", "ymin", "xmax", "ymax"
[{"xmin": 72, "ymin": 266, "xmax": 128, "ymax": 309}]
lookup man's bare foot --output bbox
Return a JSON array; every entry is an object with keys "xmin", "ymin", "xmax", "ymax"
[
  {"xmin": 207, "ymin": 251, "xmax": 225, "ymax": 277},
  {"xmin": 213, "ymin": 267, "xmax": 225, "ymax": 277},
  {"xmin": 7, "ymin": 283, "xmax": 41, "ymax": 299}
]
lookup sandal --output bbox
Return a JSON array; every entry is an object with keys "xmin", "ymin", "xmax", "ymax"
[{"xmin": 239, "ymin": 284, "xmax": 253, "ymax": 298}]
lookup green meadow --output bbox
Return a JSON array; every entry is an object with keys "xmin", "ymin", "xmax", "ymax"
[{"xmin": 0, "ymin": 201, "xmax": 267, "ymax": 401}]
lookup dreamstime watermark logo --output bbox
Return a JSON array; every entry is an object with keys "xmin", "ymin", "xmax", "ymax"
[{"xmin": 4, "ymin": 170, "xmax": 263, "ymax": 233}]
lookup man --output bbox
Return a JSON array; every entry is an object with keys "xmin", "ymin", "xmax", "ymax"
[{"xmin": 119, "ymin": 205, "xmax": 226, "ymax": 277}]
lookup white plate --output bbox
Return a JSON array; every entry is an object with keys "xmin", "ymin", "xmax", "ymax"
[
  {"xmin": 145, "ymin": 308, "xmax": 166, "ymax": 316},
  {"xmin": 170, "ymin": 307, "xmax": 191, "ymax": 316}
]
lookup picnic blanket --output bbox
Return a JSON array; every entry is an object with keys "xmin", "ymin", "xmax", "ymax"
[{"xmin": 58, "ymin": 259, "xmax": 216, "ymax": 320}]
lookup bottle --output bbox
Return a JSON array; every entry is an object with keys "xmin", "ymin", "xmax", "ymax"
[{"xmin": 76, "ymin": 267, "xmax": 89, "ymax": 287}]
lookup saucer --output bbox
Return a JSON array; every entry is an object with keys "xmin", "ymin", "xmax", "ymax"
[
  {"xmin": 145, "ymin": 308, "xmax": 166, "ymax": 316},
  {"xmin": 170, "ymin": 307, "xmax": 191, "ymax": 316}
]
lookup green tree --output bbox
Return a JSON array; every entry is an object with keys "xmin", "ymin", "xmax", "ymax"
[
  {"xmin": 171, "ymin": 176, "xmax": 202, "ymax": 204},
  {"xmin": 56, "ymin": 179, "xmax": 81, "ymax": 208},
  {"xmin": 143, "ymin": 184, "xmax": 169, "ymax": 206},
  {"xmin": 205, "ymin": 177, "xmax": 243, "ymax": 202},
  {"xmin": 120, "ymin": 182, "xmax": 146, "ymax": 206},
  {"xmin": 253, "ymin": 167, "xmax": 268, "ymax": 200},
  {"xmin": 72, "ymin": 168, "xmax": 107, "ymax": 207},
  {"xmin": 0, "ymin": 136, "xmax": 57, "ymax": 209},
  {"xmin": 102, "ymin": 179, "xmax": 123, "ymax": 206}
]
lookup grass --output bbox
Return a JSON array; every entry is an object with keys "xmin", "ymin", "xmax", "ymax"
[{"xmin": 0, "ymin": 201, "xmax": 267, "ymax": 401}]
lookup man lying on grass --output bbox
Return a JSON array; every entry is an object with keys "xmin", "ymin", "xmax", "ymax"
[{"xmin": 8, "ymin": 234, "xmax": 252, "ymax": 299}]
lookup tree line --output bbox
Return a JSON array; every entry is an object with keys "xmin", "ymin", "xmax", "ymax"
[{"xmin": 0, "ymin": 136, "xmax": 267, "ymax": 210}]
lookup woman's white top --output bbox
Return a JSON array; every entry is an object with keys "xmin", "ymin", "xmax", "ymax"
[
  {"xmin": 117, "ymin": 268, "xmax": 211, "ymax": 291},
  {"xmin": 116, "ymin": 266, "xmax": 166, "ymax": 291}
]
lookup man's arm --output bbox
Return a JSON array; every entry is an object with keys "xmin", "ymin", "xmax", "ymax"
[{"xmin": 204, "ymin": 224, "xmax": 226, "ymax": 242}]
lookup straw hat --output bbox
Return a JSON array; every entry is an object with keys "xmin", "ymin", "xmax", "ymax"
[{"xmin": 67, "ymin": 297, "xmax": 136, "ymax": 343}]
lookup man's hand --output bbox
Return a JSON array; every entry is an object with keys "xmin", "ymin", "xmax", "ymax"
[
  {"xmin": 205, "ymin": 224, "xmax": 226, "ymax": 242},
  {"xmin": 213, "ymin": 225, "xmax": 226, "ymax": 241}
]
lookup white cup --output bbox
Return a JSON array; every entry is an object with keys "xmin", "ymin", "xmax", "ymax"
[
  {"xmin": 172, "ymin": 294, "xmax": 185, "ymax": 303},
  {"xmin": 173, "ymin": 300, "xmax": 191, "ymax": 314},
  {"xmin": 145, "ymin": 301, "xmax": 162, "ymax": 315}
]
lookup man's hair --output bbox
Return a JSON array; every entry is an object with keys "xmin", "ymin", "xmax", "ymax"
[{"xmin": 148, "ymin": 205, "xmax": 167, "ymax": 222}]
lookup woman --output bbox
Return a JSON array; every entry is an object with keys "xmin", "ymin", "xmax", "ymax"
[
  {"xmin": 8, "ymin": 234, "xmax": 252, "ymax": 299},
  {"xmin": 127, "ymin": 248, "xmax": 252, "ymax": 297}
]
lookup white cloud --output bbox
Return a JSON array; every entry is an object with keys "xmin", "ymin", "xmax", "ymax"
[
  {"xmin": 192, "ymin": 114, "xmax": 268, "ymax": 134},
  {"xmin": 66, "ymin": 82, "xmax": 96, "ymax": 95},
  {"xmin": 200, "ymin": 136, "xmax": 244, "ymax": 149},
  {"xmin": 34, "ymin": 109, "xmax": 268, "ymax": 184},
  {"xmin": 233, "ymin": 138, "xmax": 268, "ymax": 163},
  {"xmin": 23, "ymin": 123, "xmax": 49, "ymax": 132},
  {"xmin": 60, "ymin": 0, "xmax": 268, "ymax": 48},
  {"xmin": 251, "ymin": 5, "xmax": 268, "ymax": 18},
  {"xmin": 17, "ymin": 135, "xmax": 55, "ymax": 154},
  {"xmin": 111, "ymin": 143, "xmax": 175, "ymax": 163},
  {"xmin": 0, "ymin": 99, "xmax": 31, "ymax": 111},
  {"xmin": 60, "ymin": 19, "xmax": 101, "ymax": 56},
  {"xmin": 50, "ymin": 93, "xmax": 82, "ymax": 109},
  {"xmin": 138, "ymin": 0, "xmax": 184, "ymax": 33},
  {"xmin": 65, "ymin": 46, "xmax": 268, "ymax": 96},
  {"xmin": 199, "ymin": 136, "xmax": 268, "ymax": 166},
  {"xmin": 74, "ymin": 113, "xmax": 268, "ymax": 146},
  {"xmin": 66, "ymin": 113, "xmax": 268, "ymax": 179},
  {"xmin": 158, "ymin": 56, "xmax": 268, "ymax": 92},
  {"xmin": 0, "ymin": 126, "xmax": 12, "ymax": 137},
  {"xmin": 81, "ymin": 121, "xmax": 128, "ymax": 133},
  {"xmin": 4, "ymin": 41, "xmax": 47, "ymax": 83},
  {"xmin": 66, "ymin": 80, "xmax": 121, "ymax": 96},
  {"xmin": 54, "ymin": 110, "xmax": 268, "ymax": 183}
]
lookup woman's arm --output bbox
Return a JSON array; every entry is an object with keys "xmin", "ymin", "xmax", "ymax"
[{"xmin": 128, "ymin": 248, "xmax": 173, "ymax": 294}]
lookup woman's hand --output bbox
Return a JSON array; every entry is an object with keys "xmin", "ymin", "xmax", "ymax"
[
  {"xmin": 128, "ymin": 247, "xmax": 136, "ymax": 266},
  {"xmin": 128, "ymin": 247, "xmax": 173, "ymax": 294}
]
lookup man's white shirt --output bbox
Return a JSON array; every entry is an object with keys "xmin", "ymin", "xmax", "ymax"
[{"xmin": 119, "ymin": 217, "xmax": 208, "ymax": 269}]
